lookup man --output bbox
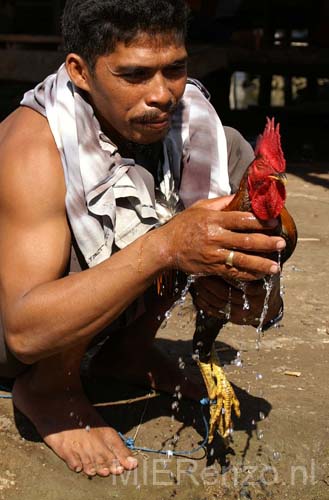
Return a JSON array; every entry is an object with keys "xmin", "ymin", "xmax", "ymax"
[{"xmin": 0, "ymin": 0, "xmax": 285, "ymax": 478}]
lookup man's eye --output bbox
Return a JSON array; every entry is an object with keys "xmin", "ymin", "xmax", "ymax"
[
  {"xmin": 164, "ymin": 64, "xmax": 187, "ymax": 78},
  {"xmin": 121, "ymin": 70, "xmax": 149, "ymax": 82}
]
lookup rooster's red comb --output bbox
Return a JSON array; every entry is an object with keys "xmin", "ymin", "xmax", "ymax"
[{"xmin": 254, "ymin": 117, "xmax": 286, "ymax": 173}]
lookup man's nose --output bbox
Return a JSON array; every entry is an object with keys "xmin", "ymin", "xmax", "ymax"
[{"xmin": 145, "ymin": 73, "xmax": 174, "ymax": 109}]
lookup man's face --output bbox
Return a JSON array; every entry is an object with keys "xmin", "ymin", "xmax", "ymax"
[{"xmin": 85, "ymin": 33, "xmax": 188, "ymax": 145}]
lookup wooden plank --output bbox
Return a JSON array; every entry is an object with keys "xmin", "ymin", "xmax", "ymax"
[
  {"xmin": 0, "ymin": 34, "xmax": 62, "ymax": 45},
  {"xmin": 1, "ymin": 44, "xmax": 329, "ymax": 83},
  {"xmin": 0, "ymin": 49, "xmax": 64, "ymax": 82}
]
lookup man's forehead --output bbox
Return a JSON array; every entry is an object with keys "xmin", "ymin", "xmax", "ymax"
[{"xmin": 104, "ymin": 33, "xmax": 187, "ymax": 67}]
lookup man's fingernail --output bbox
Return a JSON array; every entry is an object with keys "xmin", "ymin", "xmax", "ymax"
[
  {"xmin": 276, "ymin": 240, "xmax": 286, "ymax": 250},
  {"xmin": 127, "ymin": 457, "xmax": 138, "ymax": 467},
  {"xmin": 270, "ymin": 264, "xmax": 280, "ymax": 274}
]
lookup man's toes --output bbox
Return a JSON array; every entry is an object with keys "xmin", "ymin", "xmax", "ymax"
[
  {"xmin": 109, "ymin": 459, "xmax": 125, "ymax": 475},
  {"xmin": 81, "ymin": 457, "xmax": 97, "ymax": 477},
  {"xmin": 64, "ymin": 452, "xmax": 83, "ymax": 473},
  {"xmin": 95, "ymin": 458, "xmax": 111, "ymax": 477},
  {"xmin": 105, "ymin": 436, "xmax": 138, "ymax": 470},
  {"xmin": 125, "ymin": 456, "xmax": 139, "ymax": 470}
]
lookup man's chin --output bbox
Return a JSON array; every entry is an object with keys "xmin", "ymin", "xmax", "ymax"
[{"xmin": 128, "ymin": 120, "xmax": 170, "ymax": 144}]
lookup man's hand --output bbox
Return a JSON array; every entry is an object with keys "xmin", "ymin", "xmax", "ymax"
[
  {"xmin": 159, "ymin": 196, "xmax": 286, "ymax": 280},
  {"xmin": 191, "ymin": 274, "xmax": 282, "ymax": 327}
]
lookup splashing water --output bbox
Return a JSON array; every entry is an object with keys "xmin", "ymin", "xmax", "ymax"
[
  {"xmin": 256, "ymin": 277, "xmax": 275, "ymax": 335},
  {"xmin": 160, "ymin": 275, "xmax": 197, "ymax": 329},
  {"xmin": 255, "ymin": 251, "xmax": 285, "ymax": 349},
  {"xmin": 257, "ymin": 429, "xmax": 264, "ymax": 440},
  {"xmin": 171, "ymin": 401, "xmax": 179, "ymax": 411},
  {"xmin": 220, "ymin": 286, "xmax": 232, "ymax": 320},
  {"xmin": 237, "ymin": 281, "xmax": 250, "ymax": 311},
  {"xmin": 232, "ymin": 350, "xmax": 243, "ymax": 368}
]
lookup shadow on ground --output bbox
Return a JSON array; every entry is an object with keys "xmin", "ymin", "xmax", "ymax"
[{"xmin": 12, "ymin": 337, "xmax": 271, "ymax": 471}]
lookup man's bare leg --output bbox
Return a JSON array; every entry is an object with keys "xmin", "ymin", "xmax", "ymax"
[
  {"xmin": 90, "ymin": 289, "xmax": 205, "ymax": 401},
  {"xmin": 12, "ymin": 342, "xmax": 138, "ymax": 477}
]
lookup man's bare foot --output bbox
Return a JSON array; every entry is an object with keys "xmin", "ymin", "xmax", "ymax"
[
  {"xmin": 12, "ymin": 367, "xmax": 138, "ymax": 477},
  {"xmin": 90, "ymin": 340, "xmax": 205, "ymax": 402}
]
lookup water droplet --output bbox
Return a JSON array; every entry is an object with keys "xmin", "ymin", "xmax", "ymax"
[
  {"xmin": 157, "ymin": 315, "xmax": 161, "ymax": 321},
  {"xmin": 177, "ymin": 392, "xmax": 182, "ymax": 400},
  {"xmin": 171, "ymin": 401, "xmax": 179, "ymax": 410},
  {"xmin": 257, "ymin": 429, "xmax": 264, "ymax": 440},
  {"xmin": 273, "ymin": 451, "xmax": 281, "ymax": 461},
  {"xmin": 85, "ymin": 425, "xmax": 91, "ymax": 432},
  {"xmin": 256, "ymin": 373, "xmax": 263, "ymax": 381},
  {"xmin": 165, "ymin": 310, "xmax": 172, "ymax": 320},
  {"xmin": 175, "ymin": 385, "xmax": 181, "ymax": 392},
  {"xmin": 209, "ymin": 448, "xmax": 215, "ymax": 457},
  {"xmin": 78, "ymin": 420, "xmax": 83, "ymax": 427},
  {"xmin": 259, "ymin": 411, "xmax": 265, "ymax": 420},
  {"xmin": 69, "ymin": 412, "xmax": 74, "ymax": 418},
  {"xmin": 186, "ymin": 464, "xmax": 194, "ymax": 474},
  {"xmin": 192, "ymin": 353, "xmax": 200, "ymax": 362},
  {"xmin": 166, "ymin": 450, "xmax": 174, "ymax": 458},
  {"xmin": 178, "ymin": 360, "xmax": 185, "ymax": 370},
  {"xmin": 173, "ymin": 433, "xmax": 179, "ymax": 443},
  {"xmin": 67, "ymin": 371, "xmax": 72, "ymax": 376}
]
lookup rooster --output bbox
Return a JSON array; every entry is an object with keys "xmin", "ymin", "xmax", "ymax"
[{"xmin": 192, "ymin": 118, "xmax": 298, "ymax": 442}]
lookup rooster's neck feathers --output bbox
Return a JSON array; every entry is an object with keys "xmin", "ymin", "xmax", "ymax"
[{"xmin": 254, "ymin": 117, "xmax": 286, "ymax": 173}]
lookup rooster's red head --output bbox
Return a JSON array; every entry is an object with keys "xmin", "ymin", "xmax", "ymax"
[{"xmin": 248, "ymin": 117, "xmax": 287, "ymax": 220}]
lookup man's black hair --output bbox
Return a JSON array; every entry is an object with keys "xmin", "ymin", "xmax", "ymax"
[{"xmin": 62, "ymin": 0, "xmax": 189, "ymax": 72}]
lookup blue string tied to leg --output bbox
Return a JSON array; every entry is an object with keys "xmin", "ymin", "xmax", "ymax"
[
  {"xmin": 119, "ymin": 397, "xmax": 212, "ymax": 457},
  {"xmin": 0, "ymin": 385, "xmax": 13, "ymax": 399}
]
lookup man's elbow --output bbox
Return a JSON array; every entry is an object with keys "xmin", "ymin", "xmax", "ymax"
[{"xmin": 5, "ymin": 329, "xmax": 39, "ymax": 365}]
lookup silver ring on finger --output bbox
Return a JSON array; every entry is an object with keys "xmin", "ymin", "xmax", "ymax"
[{"xmin": 225, "ymin": 250, "xmax": 235, "ymax": 267}]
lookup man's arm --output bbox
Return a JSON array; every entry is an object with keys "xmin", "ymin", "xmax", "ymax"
[
  {"xmin": 0, "ymin": 108, "xmax": 167, "ymax": 364},
  {"xmin": 0, "ymin": 108, "xmax": 284, "ymax": 365}
]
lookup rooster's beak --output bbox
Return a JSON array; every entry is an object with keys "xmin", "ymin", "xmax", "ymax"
[{"xmin": 268, "ymin": 173, "xmax": 287, "ymax": 185}]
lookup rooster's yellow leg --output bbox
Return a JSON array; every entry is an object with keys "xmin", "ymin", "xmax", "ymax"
[{"xmin": 198, "ymin": 345, "xmax": 240, "ymax": 442}]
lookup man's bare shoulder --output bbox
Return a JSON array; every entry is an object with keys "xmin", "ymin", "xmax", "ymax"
[{"xmin": 0, "ymin": 106, "xmax": 66, "ymax": 217}]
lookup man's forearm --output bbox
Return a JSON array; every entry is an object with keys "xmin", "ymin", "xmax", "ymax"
[{"xmin": 5, "ymin": 229, "xmax": 167, "ymax": 364}]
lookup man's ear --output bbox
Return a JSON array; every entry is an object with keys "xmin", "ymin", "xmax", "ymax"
[{"xmin": 65, "ymin": 53, "xmax": 92, "ymax": 91}]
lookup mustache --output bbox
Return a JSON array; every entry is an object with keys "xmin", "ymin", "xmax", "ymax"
[{"xmin": 131, "ymin": 100, "xmax": 178, "ymax": 124}]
